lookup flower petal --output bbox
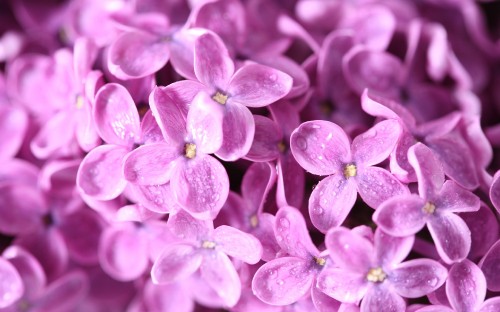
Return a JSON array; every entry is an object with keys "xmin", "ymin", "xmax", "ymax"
[
  {"xmin": 309, "ymin": 174, "xmax": 358, "ymax": 232},
  {"xmin": 290, "ymin": 120, "xmax": 351, "ymax": 176},
  {"xmin": 194, "ymin": 31, "xmax": 233, "ymax": 90},
  {"xmin": 187, "ymin": 92, "xmax": 225, "ymax": 154},
  {"xmin": 460, "ymin": 202, "xmax": 499, "ymax": 260},
  {"xmin": 356, "ymin": 166, "xmax": 409, "ymax": 209},
  {"xmin": 434, "ymin": 180, "xmax": 479, "ymax": 213},
  {"xmin": 479, "ymin": 240, "xmax": 500, "ymax": 291},
  {"xmin": 446, "ymin": 259, "xmax": 486, "ymax": 312},
  {"xmin": 408, "ymin": 143, "xmax": 445, "ymax": 200},
  {"xmin": 167, "ymin": 210, "xmax": 213, "ymax": 242},
  {"xmin": 34, "ymin": 270, "xmax": 88, "ymax": 312},
  {"xmin": 30, "ymin": 110, "xmax": 75, "ymax": 159},
  {"xmin": 171, "ymin": 155, "xmax": 229, "ymax": 220},
  {"xmin": 98, "ymin": 223, "xmax": 149, "ymax": 281},
  {"xmin": 0, "ymin": 257, "xmax": 24, "ymax": 308},
  {"xmin": 390, "ymin": 259, "xmax": 447, "ymax": 298},
  {"xmin": 427, "ymin": 213, "xmax": 471, "ymax": 264},
  {"xmin": 241, "ymin": 162, "xmax": 276, "ymax": 214},
  {"xmin": 491, "ymin": 171, "xmax": 500, "ymax": 214},
  {"xmin": 200, "ymin": 251, "xmax": 241, "ymax": 307},
  {"xmin": 245, "ymin": 115, "xmax": 281, "ymax": 162},
  {"xmin": 277, "ymin": 154, "xmax": 305, "ymax": 208},
  {"xmin": 316, "ymin": 268, "xmax": 368, "ymax": 303},
  {"xmin": 215, "ymin": 102, "xmax": 255, "ymax": 161},
  {"xmin": 360, "ymin": 284, "xmax": 406, "ymax": 312},
  {"xmin": 325, "ymin": 227, "xmax": 373, "ymax": 272},
  {"xmin": 374, "ymin": 228, "xmax": 414, "ymax": 268},
  {"xmin": 228, "ymin": 63, "xmax": 293, "ymax": 107},
  {"xmin": 373, "ymin": 194, "xmax": 426, "ymax": 237},
  {"xmin": 151, "ymin": 243, "xmax": 202, "ymax": 284},
  {"xmin": 213, "ymin": 225, "xmax": 262, "ymax": 264},
  {"xmin": 149, "ymin": 81, "xmax": 202, "ymax": 143},
  {"xmin": 93, "ymin": 83, "xmax": 140, "ymax": 146},
  {"xmin": 108, "ymin": 31, "xmax": 170, "ymax": 79},
  {"xmin": 77, "ymin": 144, "xmax": 128, "ymax": 200},
  {"xmin": 123, "ymin": 143, "xmax": 180, "ymax": 185},
  {"xmin": 252, "ymin": 257, "xmax": 315, "ymax": 305},
  {"xmin": 480, "ymin": 297, "xmax": 500, "ymax": 312},
  {"xmin": 0, "ymin": 106, "xmax": 27, "ymax": 160},
  {"xmin": 352, "ymin": 119, "xmax": 402, "ymax": 167},
  {"xmin": 275, "ymin": 206, "xmax": 319, "ymax": 258},
  {"xmin": 132, "ymin": 182, "xmax": 179, "ymax": 214}
]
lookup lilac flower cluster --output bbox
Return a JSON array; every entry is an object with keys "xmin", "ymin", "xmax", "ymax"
[{"xmin": 2, "ymin": 0, "xmax": 500, "ymax": 311}]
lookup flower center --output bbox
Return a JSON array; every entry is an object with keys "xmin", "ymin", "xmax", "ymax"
[
  {"xmin": 343, "ymin": 164, "xmax": 357, "ymax": 178},
  {"xmin": 75, "ymin": 95, "xmax": 84, "ymax": 109},
  {"xmin": 250, "ymin": 214, "xmax": 259, "ymax": 228},
  {"xmin": 277, "ymin": 141, "xmax": 286, "ymax": 153},
  {"xmin": 202, "ymin": 240, "xmax": 216, "ymax": 249},
  {"xmin": 366, "ymin": 267, "xmax": 386, "ymax": 283},
  {"xmin": 212, "ymin": 91, "xmax": 228, "ymax": 105},
  {"xmin": 184, "ymin": 143, "xmax": 197, "ymax": 159},
  {"xmin": 314, "ymin": 257, "xmax": 326, "ymax": 266},
  {"xmin": 422, "ymin": 202, "xmax": 436, "ymax": 214}
]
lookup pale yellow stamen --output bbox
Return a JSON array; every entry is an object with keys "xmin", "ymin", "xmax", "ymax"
[
  {"xmin": 277, "ymin": 141, "xmax": 286, "ymax": 153},
  {"xmin": 184, "ymin": 143, "xmax": 197, "ymax": 159},
  {"xmin": 75, "ymin": 95, "xmax": 84, "ymax": 109},
  {"xmin": 314, "ymin": 257, "xmax": 326, "ymax": 266},
  {"xmin": 366, "ymin": 267, "xmax": 386, "ymax": 283},
  {"xmin": 422, "ymin": 202, "xmax": 436, "ymax": 214},
  {"xmin": 202, "ymin": 240, "xmax": 216, "ymax": 249},
  {"xmin": 212, "ymin": 91, "xmax": 228, "ymax": 105},
  {"xmin": 343, "ymin": 164, "xmax": 357, "ymax": 178},
  {"xmin": 250, "ymin": 215, "xmax": 259, "ymax": 228}
]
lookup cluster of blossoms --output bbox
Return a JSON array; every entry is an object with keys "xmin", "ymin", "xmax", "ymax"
[{"xmin": 3, "ymin": 0, "xmax": 500, "ymax": 311}]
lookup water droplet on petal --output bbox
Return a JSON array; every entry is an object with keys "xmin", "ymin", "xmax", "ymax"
[
  {"xmin": 279, "ymin": 217, "xmax": 290, "ymax": 228},
  {"xmin": 295, "ymin": 136, "xmax": 307, "ymax": 150}
]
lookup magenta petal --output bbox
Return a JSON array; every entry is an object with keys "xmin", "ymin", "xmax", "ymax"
[
  {"xmin": 434, "ymin": 180, "xmax": 480, "ymax": 213},
  {"xmin": 31, "ymin": 110, "xmax": 74, "ymax": 159},
  {"xmin": 59, "ymin": 208, "xmax": 103, "ymax": 265},
  {"xmin": 491, "ymin": 171, "xmax": 500, "ymax": 214},
  {"xmin": 361, "ymin": 89, "xmax": 416, "ymax": 127},
  {"xmin": 427, "ymin": 213, "xmax": 471, "ymax": 264},
  {"xmin": 151, "ymin": 243, "xmax": 202, "ymax": 284},
  {"xmin": 149, "ymin": 82, "xmax": 201, "ymax": 143},
  {"xmin": 316, "ymin": 268, "xmax": 368, "ymax": 303},
  {"xmin": 391, "ymin": 259, "xmax": 447, "ymax": 298},
  {"xmin": 77, "ymin": 144, "xmax": 128, "ymax": 200},
  {"xmin": 0, "ymin": 106, "xmax": 27, "ymax": 160},
  {"xmin": 361, "ymin": 284, "xmax": 406, "ymax": 312},
  {"xmin": 0, "ymin": 184, "xmax": 45, "ymax": 235},
  {"xmin": 309, "ymin": 174, "xmax": 357, "ymax": 232},
  {"xmin": 228, "ymin": 63, "xmax": 293, "ymax": 107},
  {"xmin": 194, "ymin": 31, "xmax": 233, "ymax": 90},
  {"xmin": 133, "ymin": 183, "xmax": 179, "ymax": 214},
  {"xmin": 167, "ymin": 210, "xmax": 213, "ymax": 242},
  {"xmin": 252, "ymin": 257, "xmax": 314, "ymax": 305},
  {"xmin": 352, "ymin": 119, "xmax": 402, "ymax": 166},
  {"xmin": 479, "ymin": 240, "xmax": 500, "ymax": 291},
  {"xmin": 325, "ymin": 227, "xmax": 373, "ymax": 272},
  {"xmin": 200, "ymin": 252, "xmax": 241, "ymax": 307},
  {"xmin": 98, "ymin": 223, "xmax": 149, "ymax": 281},
  {"xmin": 241, "ymin": 162, "xmax": 276, "ymax": 214},
  {"xmin": 187, "ymin": 92, "xmax": 225, "ymax": 154},
  {"xmin": 34, "ymin": 270, "xmax": 88, "ymax": 312},
  {"xmin": 123, "ymin": 143, "xmax": 180, "ymax": 185},
  {"xmin": 0, "ymin": 257, "xmax": 23, "ymax": 308},
  {"xmin": 275, "ymin": 206, "xmax": 319, "ymax": 258},
  {"xmin": 408, "ymin": 143, "xmax": 445, "ymax": 199},
  {"xmin": 93, "ymin": 83, "xmax": 140, "ymax": 146},
  {"xmin": 446, "ymin": 259, "xmax": 486, "ymax": 312},
  {"xmin": 216, "ymin": 103, "xmax": 255, "ymax": 161},
  {"xmin": 373, "ymin": 194, "xmax": 426, "ymax": 237},
  {"xmin": 356, "ymin": 166, "xmax": 409, "ymax": 209},
  {"xmin": 143, "ymin": 280, "xmax": 194, "ymax": 312},
  {"xmin": 171, "ymin": 155, "xmax": 229, "ymax": 220},
  {"xmin": 277, "ymin": 154, "xmax": 305, "ymax": 208},
  {"xmin": 480, "ymin": 297, "xmax": 500, "ymax": 312},
  {"xmin": 108, "ymin": 31, "xmax": 170, "ymax": 79},
  {"xmin": 213, "ymin": 225, "xmax": 262, "ymax": 264},
  {"xmin": 343, "ymin": 48, "xmax": 403, "ymax": 97},
  {"xmin": 290, "ymin": 120, "xmax": 351, "ymax": 176},
  {"xmin": 245, "ymin": 115, "xmax": 281, "ymax": 162},
  {"xmin": 374, "ymin": 229, "xmax": 414, "ymax": 268}
]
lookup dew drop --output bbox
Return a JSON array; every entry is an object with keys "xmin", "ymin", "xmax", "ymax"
[
  {"xmin": 295, "ymin": 136, "xmax": 307, "ymax": 150},
  {"xmin": 276, "ymin": 279, "xmax": 284, "ymax": 286},
  {"xmin": 279, "ymin": 218, "xmax": 290, "ymax": 228}
]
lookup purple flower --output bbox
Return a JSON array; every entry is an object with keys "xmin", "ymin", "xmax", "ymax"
[
  {"xmin": 479, "ymin": 239, "xmax": 500, "ymax": 292},
  {"xmin": 252, "ymin": 206, "xmax": 332, "ymax": 308},
  {"xmin": 151, "ymin": 211, "xmax": 262, "ymax": 307},
  {"xmin": 123, "ymin": 86, "xmax": 229, "ymax": 220},
  {"xmin": 374, "ymin": 143, "xmax": 480, "ymax": 263},
  {"xmin": 184, "ymin": 31, "xmax": 293, "ymax": 161},
  {"xmin": 0, "ymin": 256, "xmax": 23, "ymax": 308},
  {"xmin": 290, "ymin": 119, "xmax": 408, "ymax": 232},
  {"xmin": 317, "ymin": 227, "xmax": 447, "ymax": 311}
]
